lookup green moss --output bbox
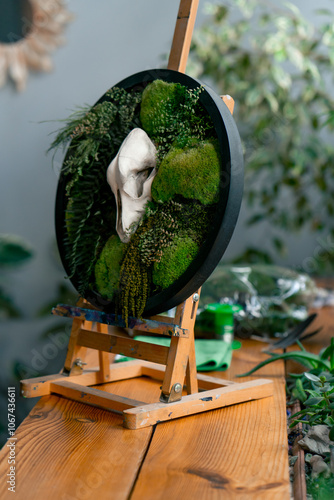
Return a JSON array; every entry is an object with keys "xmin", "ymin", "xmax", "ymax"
[
  {"xmin": 140, "ymin": 80, "xmax": 214, "ymax": 164},
  {"xmin": 140, "ymin": 80, "xmax": 184, "ymax": 137},
  {"xmin": 95, "ymin": 235, "xmax": 126, "ymax": 298},
  {"xmin": 152, "ymin": 234, "xmax": 199, "ymax": 289},
  {"xmin": 151, "ymin": 139, "xmax": 221, "ymax": 205}
]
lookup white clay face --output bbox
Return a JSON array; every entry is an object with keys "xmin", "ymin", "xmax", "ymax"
[{"xmin": 107, "ymin": 128, "xmax": 157, "ymax": 243}]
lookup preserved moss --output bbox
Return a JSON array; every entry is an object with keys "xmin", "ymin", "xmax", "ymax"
[
  {"xmin": 140, "ymin": 80, "xmax": 214, "ymax": 163},
  {"xmin": 151, "ymin": 139, "xmax": 221, "ymax": 205},
  {"xmin": 140, "ymin": 80, "xmax": 185, "ymax": 137},
  {"xmin": 95, "ymin": 235, "xmax": 126, "ymax": 298},
  {"xmin": 152, "ymin": 234, "xmax": 199, "ymax": 289}
]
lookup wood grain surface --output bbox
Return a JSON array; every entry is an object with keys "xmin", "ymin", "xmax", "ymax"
[
  {"xmin": 0, "ymin": 378, "xmax": 159, "ymax": 500},
  {"xmin": 131, "ymin": 340, "xmax": 290, "ymax": 500},
  {"xmin": 0, "ymin": 337, "xmax": 289, "ymax": 500},
  {"xmin": 167, "ymin": 0, "xmax": 199, "ymax": 72}
]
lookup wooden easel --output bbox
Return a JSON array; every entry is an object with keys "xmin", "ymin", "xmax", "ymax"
[{"xmin": 21, "ymin": 0, "xmax": 273, "ymax": 429}]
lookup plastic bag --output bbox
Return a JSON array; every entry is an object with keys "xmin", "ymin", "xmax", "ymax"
[{"xmin": 197, "ymin": 264, "xmax": 317, "ymax": 339}]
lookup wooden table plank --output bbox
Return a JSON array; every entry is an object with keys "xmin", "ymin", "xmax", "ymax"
[
  {"xmin": 131, "ymin": 340, "xmax": 290, "ymax": 500},
  {"xmin": 0, "ymin": 340, "xmax": 290, "ymax": 500},
  {"xmin": 0, "ymin": 377, "xmax": 160, "ymax": 500}
]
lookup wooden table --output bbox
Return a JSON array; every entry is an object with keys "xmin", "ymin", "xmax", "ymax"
[
  {"xmin": 0, "ymin": 330, "xmax": 292, "ymax": 499},
  {"xmin": 15, "ymin": 277, "xmax": 334, "ymax": 500}
]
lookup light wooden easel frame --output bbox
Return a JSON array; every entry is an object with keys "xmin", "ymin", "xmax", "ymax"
[{"xmin": 20, "ymin": 0, "xmax": 273, "ymax": 429}]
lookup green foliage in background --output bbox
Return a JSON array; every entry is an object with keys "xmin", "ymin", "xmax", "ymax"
[
  {"xmin": 0, "ymin": 234, "xmax": 33, "ymax": 319},
  {"xmin": 238, "ymin": 336, "xmax": 334, "ymax": 439},
  {"xmin": 189, "ymin": 0, "xmax": 334, "ymax": 271},
  {"xmin": 290, "ymin": 370, "xmax": 334, "ymax": 439}
]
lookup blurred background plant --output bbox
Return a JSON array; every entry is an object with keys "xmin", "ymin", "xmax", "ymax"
[
  {"xmin": 0, "ymin": 234, "xmax": 77, "ymax": 447},
  {"xmin": 189, "ymin": 0, "xmax": 334, "ymax": 273},
  {"xmin": 0, "ymin": 234, "xmax": 33, "ymax": 319},
  {"xmin": 0, "ymin": 233, "xmax": 33, "ymax": 445}
]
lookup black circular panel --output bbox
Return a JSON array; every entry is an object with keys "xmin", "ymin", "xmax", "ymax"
[{"xmin": 55, "ymin": 69, "xmax": 244, "ymax": 315}]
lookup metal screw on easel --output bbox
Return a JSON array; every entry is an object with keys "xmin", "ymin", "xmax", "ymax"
[
  {"xmin": 191, "ymin": 292, "xmax": 200, "ymax": 319},
  {"xmin": 74, "ymin": 358, "xmax": 87, "ymax": 369},
  {"xmin": 173, "ymin": 383, "xmax": 182, "ymax": 393}
]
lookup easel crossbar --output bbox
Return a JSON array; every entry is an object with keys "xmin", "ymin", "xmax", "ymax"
[
  {"xmin": 124, "ymin": 378, "xmax": 274, "ymax": 429},
  {"xmin": 50, "ymin": 380, "xmax": 145, "ymax": 412},
  {"xmin": 21, "ymin": 359, "xmax": 274, "ymax": 429},
  {"xmin": 53, "ymin": 304, "xmax": 189, "ymax": 337},
  {"xmin": 21, "ymin": 361, "xmax": 144, "ymax": 398},
  {"xmin": 78, "ymin": 329, "xmax": 170, "ymax": 365}
]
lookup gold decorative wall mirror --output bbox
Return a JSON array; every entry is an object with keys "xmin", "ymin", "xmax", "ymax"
[{"xmin": 0, "ymin": 0, "xmax": 73, "ymax": 91}]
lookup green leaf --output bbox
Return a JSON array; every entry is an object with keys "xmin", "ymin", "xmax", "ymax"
[
  {"xmin": 288, "ymin": 46, "xmax": 304, "ymax": 69},
  {"xmin": 304, "ymin": 397, "xmax": 324, "ymax": 406},
  {"xmin": 293, "ymin": 378, "xmax": 307, "ymax": 402},
  {"xmin": 0, "ymin": 288, "xmax": 21, "ymax": 319},
  {"xmin": 237, "ymin": 352, "xmax": 330, "ymax": 377},
  {"xmin": 306, "ymin": 389, "xmax": 322, "ymax": 398},
  {"xmin": 316, "ymin": 9, "xmax": 333, "ymax": 16},
  {"xmin": 231, "ymin": 247, "xmax": 274, "ymax": 265},
  {"xmin": 245, "ymin": 88, "xmax": 262, "ymax": 107},
  {"xmin": 247, "ymin": 214, "xmax": 266, "ymax": 225},
  {"xmin": 271, "ymin": 66, "xmax": 291, "ymax": 89},
  {"xmin": 304, "ymin": 372, "xmax": 321, "ymax": 382},
  {"xmin": 329, "ymin": 426, "xmax": 334, "ymax": 441},
  {"xmin": 0, "ymin": 234, "xmax": 33, "ymax": 266},
  {"xmin": 308, "ymin": 414, "xmax": 322, "ymax": 424},
  {"xmin": 284, "ymin": 2, "xmax": 301, "ymax": 16},
  {"xmin": 272, "ymin": 237, "xmax": 287, "ymax": 256},
  {"xmin": 291, "ymin": 409, "xmax": 310, "ymax": 419},
  {"xmin": 319, "ymin": 385, "xmax": 331, "ymax": 393},
  {"xmin": 289, "ymin": 420, "xmax": 300, "ymax": 428},
  {"xmin": 320, "ymin": 339, "xmax": 334, "ymax": 361},
  {"xmin": 264, "ymin": 92, "xmax": 278, "ymax": 113}
]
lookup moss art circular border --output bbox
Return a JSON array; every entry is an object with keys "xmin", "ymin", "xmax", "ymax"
[{"xmin": 55, "ymin": 69, "xmax": 244, "ymax": 318}]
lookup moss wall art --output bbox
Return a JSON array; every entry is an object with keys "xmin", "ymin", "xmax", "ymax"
[{"xmin": 52, "ymin": 71, "xmax": 243, "ymax": 323}]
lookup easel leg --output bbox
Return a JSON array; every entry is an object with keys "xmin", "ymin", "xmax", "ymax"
[
  {"xmin": 185, "ymin": 290, "xmax": 200, "ymax": 394},
  {"xmin": 160, "ymin": 291, "xmax": 200, "ymax": 401},
  {"xmin": 63, "ymin": 316, "xmax": 88, "ymax": 375},
  {"xmin": 160, "ymin": 335, "xmax": 191, "ymax": 402},
  {"xmin": 97, "ymin": 323, "xmax": 112, "ymax": 383},
  {"xmin": 168, "ymin": 0, "xmax": 199, "ymax": 72},
  {"xmin": 185, "ymin": 331, "xmax": 198, "ymax": 394}
]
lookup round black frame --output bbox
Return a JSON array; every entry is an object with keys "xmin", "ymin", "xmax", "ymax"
[{"xmin": 55, "ymin": 69, "xmax": 244, "ymax": 316}]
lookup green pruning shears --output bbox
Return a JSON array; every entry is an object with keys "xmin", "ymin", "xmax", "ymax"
[{"xmin": 204, "ymin": 303, "xmax": 242, "ymax": 344}]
